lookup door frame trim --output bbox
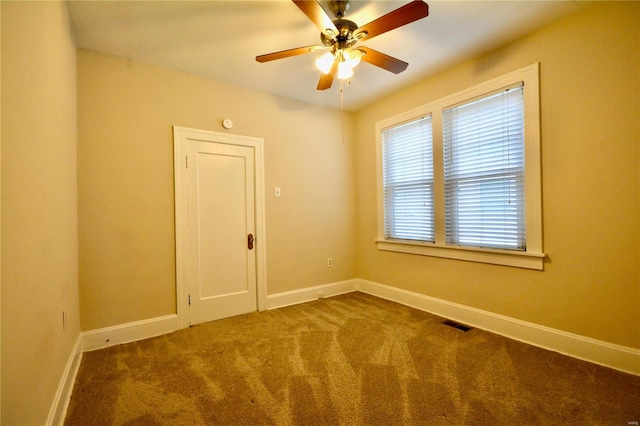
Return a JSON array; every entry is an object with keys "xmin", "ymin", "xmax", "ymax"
[{"xmin": 173, "ymin": 126, "xmax": 267, "ymax": 329}]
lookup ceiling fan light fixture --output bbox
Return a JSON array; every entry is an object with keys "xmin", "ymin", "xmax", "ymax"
[
  {"xmin": 337, "ymin": 61, "xmax": 354, "ymax": 79},
  {"xmin": 315, "ymin": 51, "xmax": 335, "ymax": 74},
  {"xmin": 342, "ymin": 47, "xmax": 363, "ymax": 68}
]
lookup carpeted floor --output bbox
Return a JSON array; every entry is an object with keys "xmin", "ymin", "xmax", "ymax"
[{"xmin": 65, "ymin": 292, "xmax": 640, "ymax": 425}]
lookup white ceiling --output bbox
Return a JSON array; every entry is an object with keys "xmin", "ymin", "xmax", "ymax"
[{"xmin": 67, "ymin": 0, "xmax": 581, "ymax": 111}]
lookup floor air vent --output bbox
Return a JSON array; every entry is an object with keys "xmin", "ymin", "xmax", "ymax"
[{"xmin": 442, "ymin": 320, "xmax": 473, "ymax": 332}]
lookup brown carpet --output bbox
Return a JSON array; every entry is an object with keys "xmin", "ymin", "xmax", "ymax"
[{"xmin": 65, "ymin": 292, "xmax": 640, "ymax": 425}]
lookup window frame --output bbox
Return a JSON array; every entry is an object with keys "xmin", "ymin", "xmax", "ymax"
[{"xmin": 375, "ymin": 63, "xmax": 544, "ymax": 270}]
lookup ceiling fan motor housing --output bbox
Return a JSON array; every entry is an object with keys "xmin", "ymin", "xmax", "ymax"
[{"xmin": 321, "ymin": 18, "xmax": 359, "ymax": 49}]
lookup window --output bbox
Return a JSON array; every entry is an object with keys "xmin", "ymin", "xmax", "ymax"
[
  {"xmin": 443, "ymin": 84, "xmax": 525, "ymax": 250},
  {"xmin": 382, "ymin": 116, "xmax": 434, "ymax": 242},
  {"xmin": 376, "ymin": 64, "xmax": 544, "ymax": 270}
]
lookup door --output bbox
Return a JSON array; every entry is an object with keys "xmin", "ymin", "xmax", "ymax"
[{"xmin": 174, "ymin": 127, "xmax": 266, "ymax": 327}]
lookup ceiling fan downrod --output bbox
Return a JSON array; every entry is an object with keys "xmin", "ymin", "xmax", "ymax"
[{"xmin": 329, "ymin": 0, "xmax": 350, "ymax": 19}]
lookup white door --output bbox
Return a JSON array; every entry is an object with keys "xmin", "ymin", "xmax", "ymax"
[{"xmin": 174, "ymin": 127, "xmax": 266, "ymax": 327}]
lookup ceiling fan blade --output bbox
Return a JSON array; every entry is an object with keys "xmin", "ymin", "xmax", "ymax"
[
  {"xmin": 317, "ymin": 58, "xmax": 338, "ymax": 90},
  {"xmin": 359, "ymin": 47, "xmax": 409, "ymax": 74},
  {"xmin": 256, "ymin": 45, "xmax": 320, "ymax": 63},
  {"xmin": 293, "ymin": 0, "xmax": 338, "ymax": 35},
  {"xmin": 354, "ymin": 0, "xmax": 428, "ymax": 42}
]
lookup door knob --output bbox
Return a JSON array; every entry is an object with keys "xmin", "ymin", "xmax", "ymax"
[{"xmin": 248, "ymin": 233, "xmax": 254, "ymax": 250}]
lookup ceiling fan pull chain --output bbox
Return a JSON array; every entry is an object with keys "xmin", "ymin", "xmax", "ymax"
[{"xmin": 340, "ymin": 83, "xmax": 345, "ymax": 145}]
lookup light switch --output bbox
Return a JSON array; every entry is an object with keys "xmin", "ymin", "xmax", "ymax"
[{"xmin": 275, "ymin": 187, "xmax": 281, "ymax": 198}]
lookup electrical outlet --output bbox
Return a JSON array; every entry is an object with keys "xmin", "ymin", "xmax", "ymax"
[{"xmin": 327, "ymin": 258, "xmax": 333, "ymax": 267}]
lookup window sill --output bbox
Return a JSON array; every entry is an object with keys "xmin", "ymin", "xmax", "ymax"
[{"xmin": 376, "ymin": 239, "xmax": 545, "ymax": 270}]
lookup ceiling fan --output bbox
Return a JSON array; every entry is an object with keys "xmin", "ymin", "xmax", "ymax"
[{"xmin": 256, "ymin": 0, "xmax": 429, "ymax": 90}]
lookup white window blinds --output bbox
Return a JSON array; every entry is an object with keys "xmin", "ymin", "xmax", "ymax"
[
  {"xmin": 443, "ymin": 84, "xmax": 526, "ymax": 250},
  {"xmin": 382, "ymin": 116, "xmax": 434, "ymax": 242}
]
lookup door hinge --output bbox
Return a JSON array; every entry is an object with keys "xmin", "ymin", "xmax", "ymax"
[
  {"xmin": 188, "ymin": 294, "xmax": 191, "ymax": 305},
  {"xmin": 185, "ymin": 156, "xmax": 189, "ymax": 169}
]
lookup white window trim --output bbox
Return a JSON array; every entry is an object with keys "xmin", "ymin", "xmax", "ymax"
[{"xmin": 375, "ymin": 63, "xmax": 544, "ymax": 270}]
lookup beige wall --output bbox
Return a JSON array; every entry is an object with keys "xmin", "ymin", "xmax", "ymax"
[
  {"xmin": 355, "ymin": 2, "xmax": 640, "ymax": 348},
  {"xmin": 1, "ymin": 1, "xmax": 80, "ymax": 424},
  {"xmin": 1, "ymin": 4, "xmax": 637, "ymax": 422},
  {"xmin": 77, "ymin": 50, "xmax": 356, "ymax": 330}
]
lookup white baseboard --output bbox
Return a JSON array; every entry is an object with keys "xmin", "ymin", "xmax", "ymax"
[
  {"xmin": 267, "ymin": 279, "xmax": 358, "ymax": 310},
  {"xmin": 47, "ymin": 335, "xmax": 82, "ymax": 426},
  {"xmin": 81, "ymin": 314, "xmax": 180, "ymax": 352},
  {"xmin": 76, "ymin": 279, "xmax": 640, "ymax": 376},
  {"xmin": 356, "ymin": 279, "xmax": 640, "ymax": 376},
  {"xmin": 47, "ymin": 279, "xmax": 638, "ymax": 426}
]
